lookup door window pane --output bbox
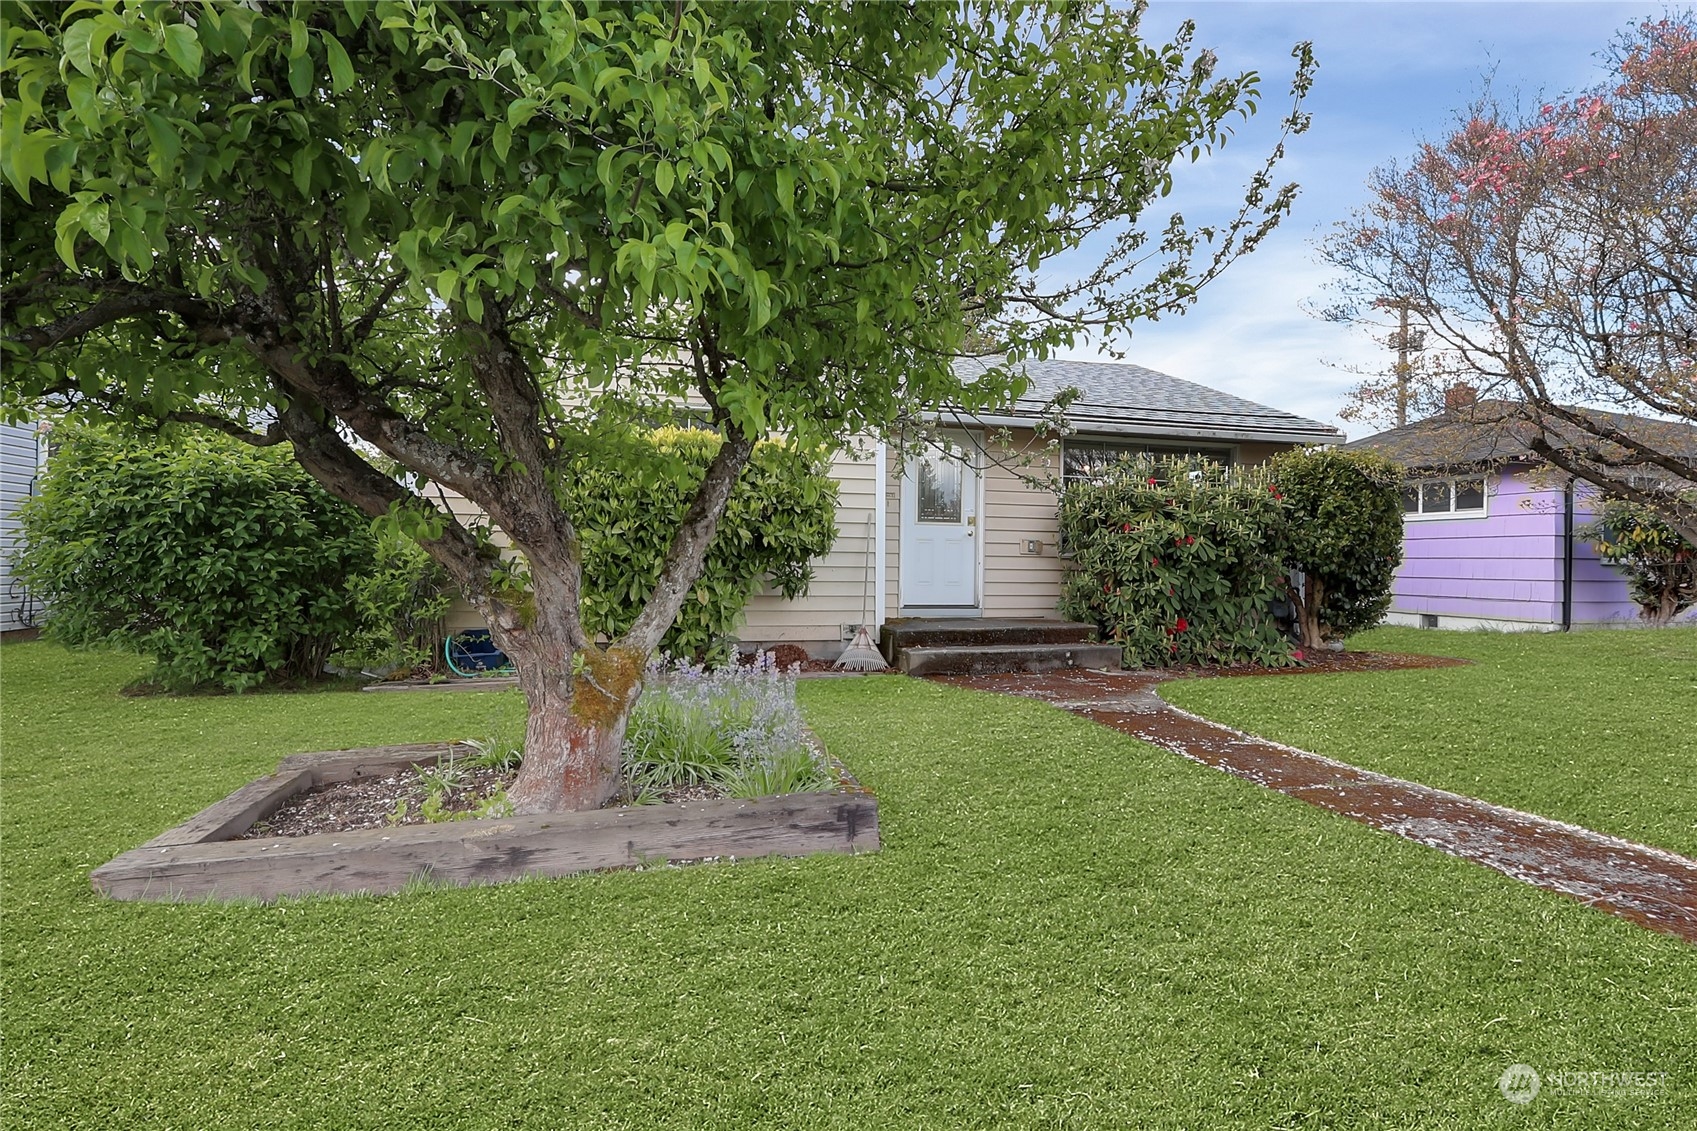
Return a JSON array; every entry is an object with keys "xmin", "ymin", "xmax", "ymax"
[
  {"xmin": 917, "ymin": 455, "xmax": 963, "ymax": 523},
  {"xmin": 1401, "ymin": 485, "xmax": 1421, "ymax": 513},
  {"xmin": 1421, "ymin": 481, "xmax": 1451, "ymax": 513}
]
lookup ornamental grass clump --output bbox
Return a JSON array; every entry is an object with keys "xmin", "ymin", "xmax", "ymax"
[
  {"xmin": 1059, "ymin": 456, "xmax": 1295, "ymax": 668},
  {"xmin": 621, "ymin": 652, "xmax": 832, "ymax": 800}
]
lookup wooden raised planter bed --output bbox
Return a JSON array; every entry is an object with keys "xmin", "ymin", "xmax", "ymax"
[{"xmin": 91, "ymin": 739, "xmax": 878, "ymax": 903}]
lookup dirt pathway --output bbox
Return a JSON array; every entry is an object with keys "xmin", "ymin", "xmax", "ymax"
[{"xmin": 933, "ymin": 665, "xmax": 1697, "ymax": 945}]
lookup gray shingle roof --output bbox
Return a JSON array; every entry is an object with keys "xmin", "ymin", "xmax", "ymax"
[
  {"xmin": 1343, "ymin": 401, "xmax": 1697, "ymax": 472},
  {"xmin": 949, "ymin": 357, "xmax": 1342, "ymax": 445}
]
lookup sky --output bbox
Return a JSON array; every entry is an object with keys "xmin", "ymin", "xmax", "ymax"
[{"xmin": 1054, "ymin": 0, "xmax": 1656, "ymax": 440}]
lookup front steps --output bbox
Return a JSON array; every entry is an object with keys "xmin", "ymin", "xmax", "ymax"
[{"xmin": 880, "ymin": 618, "xmax": 1122, "ymax": 677}]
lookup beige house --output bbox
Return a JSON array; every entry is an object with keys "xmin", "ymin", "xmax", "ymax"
[
  {"xmin": 439, "ymin": 359, "xmax": 1339, "ymax": 656},
  {"xmin": 739, "ymin": 359, "xmax": 1343, "ymax": 658}
]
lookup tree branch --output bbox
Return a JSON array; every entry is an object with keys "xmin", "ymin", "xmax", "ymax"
[
  {"xmin": 8, "ymin": 291, "xmax": 223, "ymax": 352},
  {"xmin": 622, "ymin": 429, "xmax": 757, "ymax": 653}
]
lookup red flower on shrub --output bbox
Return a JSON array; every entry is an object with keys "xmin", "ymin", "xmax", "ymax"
[
  {"xmin": 1151, "ymin": 557, "xmax": 1160, "ymax": 567},
  {"xmin": 1185, "ymin": 535, "xmax": 1195, "ymax": 545},
  {"xmin": 1147, "ymin": 477, "xmax": 1158, "ymax": 486},
  {"xmin": 1174, "ymin": 617, "xmax": 1188, "ymax": 633},
  {"xmin": 1292, "ymin": 648, "xmax": 1306, "ymax": 662},
  {"xmin": 1122, "ymin": 523, "xmax": 1132, "ymax": 533}
]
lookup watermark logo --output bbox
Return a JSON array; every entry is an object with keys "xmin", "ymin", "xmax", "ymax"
[
  {"xmin": 1499, "ymin": 1064, "xmax": 1541, "ymax": 1105},
  {"xmin": 1498, "ymin": 1063, "xmax": 1669, "ymax": 1104}
]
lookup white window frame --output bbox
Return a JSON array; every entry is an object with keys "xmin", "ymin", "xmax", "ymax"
[
  {"xmin": 1402, "ymin": 474, "xmax": 1489, "ymax": 521},
  {"xmin": 1060, "ymin": 437, "xmax": 1237, "ymax": 485}
]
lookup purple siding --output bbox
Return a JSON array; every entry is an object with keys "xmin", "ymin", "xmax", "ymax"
[{"xmin": 1390, "ymin": 466, "xmax": 1672, "ymax": 627}]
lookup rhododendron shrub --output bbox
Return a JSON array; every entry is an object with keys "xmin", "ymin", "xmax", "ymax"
[
  {"xmin": 1323, "ymin": 16, "xmax": 1697, "ymax": 545},
  {"xmin": 1059, "ymin": 457, "xmax": 1293, "ymax": 668}
]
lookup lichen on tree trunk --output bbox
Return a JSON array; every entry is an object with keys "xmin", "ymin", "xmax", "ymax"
[{"xmin": 504, "ymin": 645, "xmax": 646, "ymax": 814}]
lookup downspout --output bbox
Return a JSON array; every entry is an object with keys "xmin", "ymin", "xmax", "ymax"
[
  {"xmin": 1561, "ymin": 478, "xmax": 1575, "ymax": 631},
  {"xmin": 873, "ymin": 439, "xmax": 888, "ymax": 629}
]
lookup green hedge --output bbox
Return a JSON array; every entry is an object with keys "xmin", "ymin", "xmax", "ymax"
[
  {"xmin": 566, "ymin": 428, "xmax": 839, "ymax": 660},
  {"xmin": 1269, "ymin": 447, "xmax": 1405, "ymax": 646},
  {"xmin": 15, "ymin": 425, "xmax": 376, "ymax": 690}
]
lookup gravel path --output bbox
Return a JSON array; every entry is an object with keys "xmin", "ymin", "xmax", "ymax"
[{"xmin": 933, "ymin": 665, "xmax": 1697, "ymax": 945}]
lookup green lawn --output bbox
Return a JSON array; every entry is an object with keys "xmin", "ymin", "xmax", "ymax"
[
  {"xmin": 3, "ymin": 640, "xmax": 1694, "ymax": 1128},
  {"xmin": 1163, "ymin": 626, "xmax": 1697, "ymax": 860}
]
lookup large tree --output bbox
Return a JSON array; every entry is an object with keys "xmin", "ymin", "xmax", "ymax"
[
  {"xmin": 1, "ymin": 1, "xmax": 1312, "ymax": 811},
  {"xmin": 1322, "ymin": 16, "xmax": 1697, "ymax": 543}
]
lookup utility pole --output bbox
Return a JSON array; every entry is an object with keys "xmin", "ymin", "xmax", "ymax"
[{"xmin": 1375, "ymin": 296, "xmax": 1426, "ymax": 427}]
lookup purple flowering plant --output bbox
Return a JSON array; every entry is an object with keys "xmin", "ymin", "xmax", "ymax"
[{"xmin": 621, "ymin": 650, "xmax": 832, "ymax": 800}]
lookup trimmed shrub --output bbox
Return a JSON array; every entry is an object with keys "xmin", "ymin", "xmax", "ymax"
[
  {"xmin": 15, "ymin": 425, "xmax": 376, "ymax": 690},
  {"xmin": 330, "ymin": 533, "xmax": 453, "ymax": 677},
  {"xmin": 1579, "ymin": 495, "xmax": 1697, "ymax": 624},
  {"xmin": 1269, "ymin": 447, "xmax": 1405, "ymax": 647},
  {"xmin": 566, "ymin": 428, "xmax": 839, "ymax": 661},
  {"xmin": 1059, "ymin": 456, "xmax": 1294, "ymax": 667}
]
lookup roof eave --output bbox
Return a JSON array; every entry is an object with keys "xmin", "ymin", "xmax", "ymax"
[{"xmin": 926, "ymin": 409, "xmax": 1342, "ymax": 447}]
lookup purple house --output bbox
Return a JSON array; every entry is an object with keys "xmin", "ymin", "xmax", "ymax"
[{"xmin": 1346, "ymin": 406, "xmax": 1697, "ymax": 631}]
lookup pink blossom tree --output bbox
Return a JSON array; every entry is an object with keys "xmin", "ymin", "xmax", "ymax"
[{"xmin": 1323, "ymin": 17, "xmax": 1697, "ymax": 543}]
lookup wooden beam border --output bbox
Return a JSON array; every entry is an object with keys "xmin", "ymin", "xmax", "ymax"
[{"xmin": 92, "ymin": 735, "xmax": 878, "ymax": 902}]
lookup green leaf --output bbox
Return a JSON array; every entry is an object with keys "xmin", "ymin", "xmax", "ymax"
[
  {"xmin": 654, "ymin": 159, "xmax": 674, "ymax": 197},
  {"xmin": 60, "ymin": 18, "xmax": 101, "ymax": 77},
  {"xmin": 3, "ymin": 128, "xmax": 51, "ymax": 203},
  {"xmin": 82, "ymin": 200, "xmax": 111, "ymax": 245},
  {"xmin": 592, "ymin": 65, "xmax": 631, "ymax": 95},
  {"xmin": 162, "ymin": 23, "xmax": 203, "ymax": 77},
  {"xmin": 288, "ymin": 50, "xmax": 312, "ymax": 99},
  {"xmin": 507, "ymin": 98, "xmax": 541, "ymax": 128},
  {"xmin": 320, "ymin": 31, "xmax": 355, "ymax": 93},
  {"xmin": 449, "ymin": 120, "xmax": 478, "ymax": 165},
  {"xmin": 290, "ymin": 146, "xmax": 313, "ymax": 196},
  {"xmin": 140, "ymin": 111, "xmax": 182, "ymax": 175}
]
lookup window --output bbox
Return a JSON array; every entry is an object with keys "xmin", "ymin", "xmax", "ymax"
[
  {"xmin": 914, "ymin": 452, "xmax": 964, "ymax": 523},
  {"xmin": 1403, "ymin": 475, "xmax": 1487, "ymax": 518},
  {"xmin": 1062, "ymin": 438, "xmax": 1234, "ymax": 484}
]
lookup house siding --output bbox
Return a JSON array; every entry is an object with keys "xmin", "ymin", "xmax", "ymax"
[
  {"xmin": 739, "ymin": 446, "xmax": 880, "ymax": 652},
  {"xmin": 0, "ymin": 423, "xmax": 43, "ymax": 632},
  {"xmin": 979, "ymin": 432, "xmax": 1066, "ymax": 618},
  {"xmin": 1388, "ymin": 466, "xmax": 1673, "ymax": 629}
]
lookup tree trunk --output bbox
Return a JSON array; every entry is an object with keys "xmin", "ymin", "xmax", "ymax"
[
  {"xmin": 1297, "ymin": 573, "xmax": 1326, "ymax": 650},
  {"xmin": 503, "ymin": 642, "xmax": 647, "ymax": 814}
]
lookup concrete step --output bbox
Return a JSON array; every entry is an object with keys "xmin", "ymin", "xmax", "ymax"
[
  {"xmin": 879, "ymin": 618, "xmax": 1098, "ymax": 664},
  {"xmin": 897, "ymin": 642, "xmax": 1123, "ymax": 677}
]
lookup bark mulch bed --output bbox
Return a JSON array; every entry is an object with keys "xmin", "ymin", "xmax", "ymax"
[
  {"xmin": 934, "ymin": 652, "xmax": 1697, "ymax": 945},
  {"xmin": 240, "ymin": 760, "xmax": 721, "ymax": 840}
]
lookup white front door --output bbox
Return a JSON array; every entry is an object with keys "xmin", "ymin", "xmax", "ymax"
[{"xmin": 900, "ymin": 439, "xmax": 980, "ymax": 608}]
